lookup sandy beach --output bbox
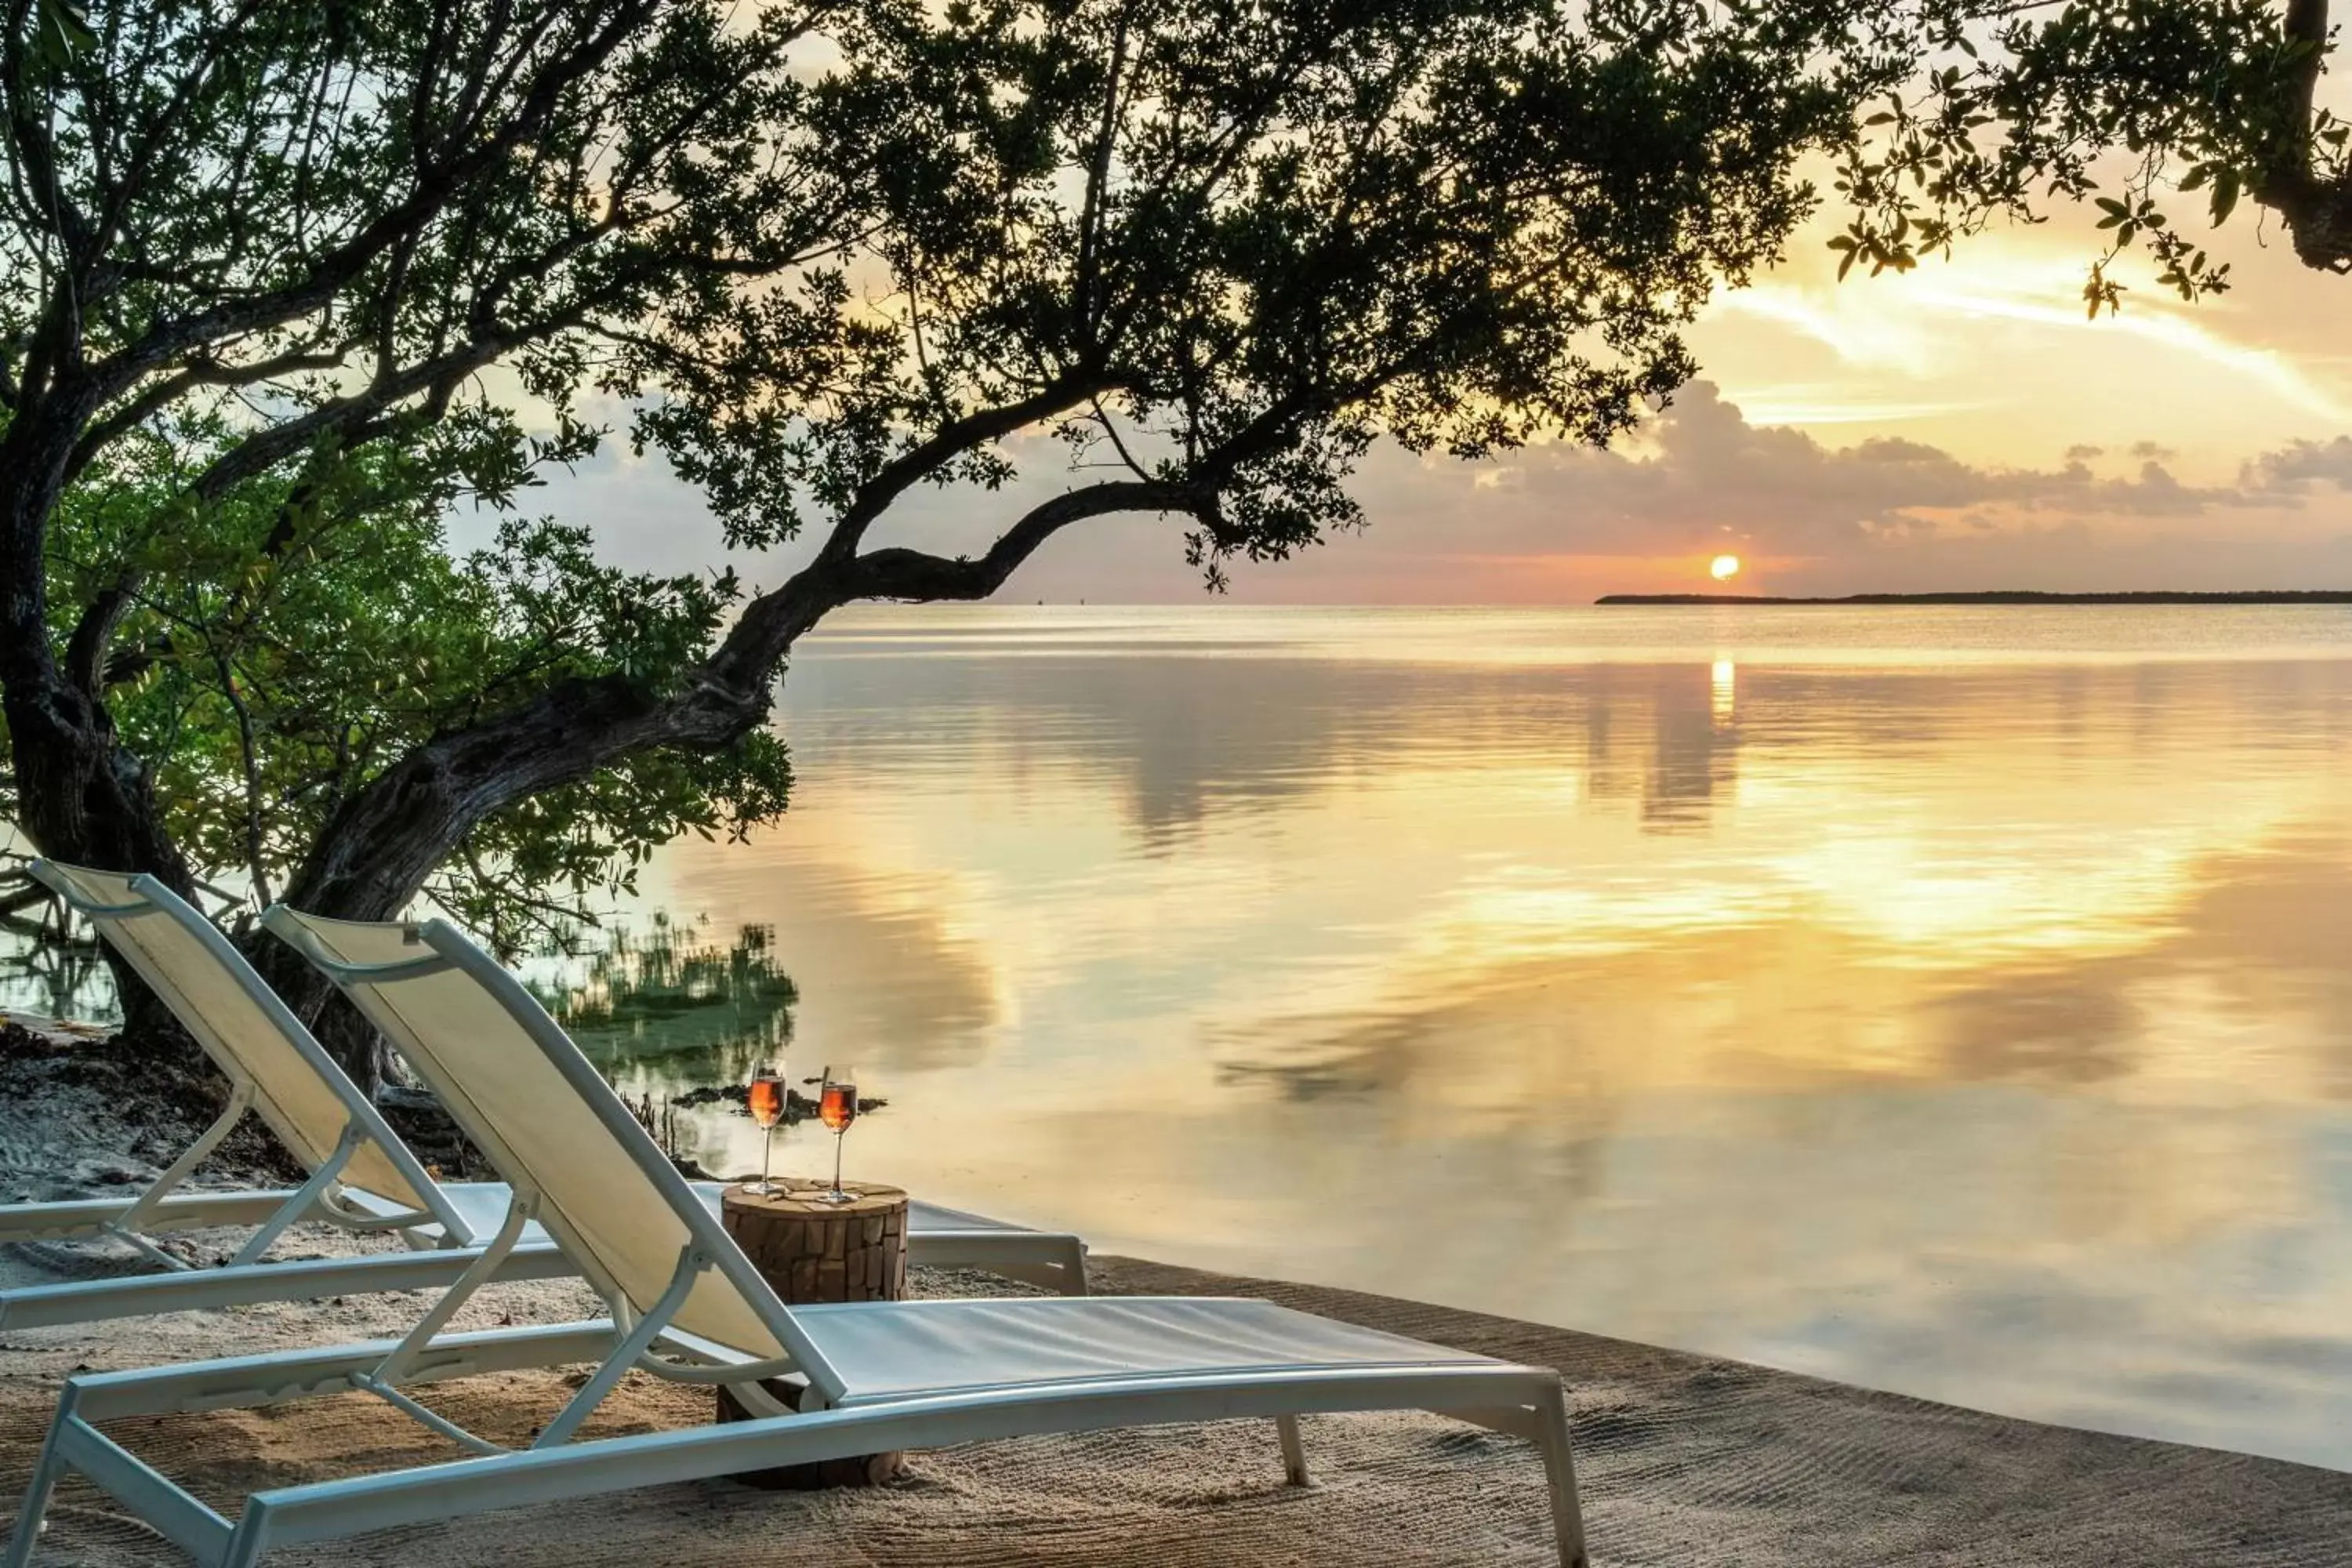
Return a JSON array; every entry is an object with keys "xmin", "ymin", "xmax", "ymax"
[
  {"xmin": 7, "ymin": 1243, "xmax": 2351, "ymax": 1566},
  {"xmin": 2, "ymin": 1022, "xmax": 2348, "ymax": 1566}
]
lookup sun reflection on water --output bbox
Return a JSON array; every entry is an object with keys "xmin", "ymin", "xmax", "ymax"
[{"xmin": 630, "ymin": 605, "xmax": 2352, "ymax": 1470}]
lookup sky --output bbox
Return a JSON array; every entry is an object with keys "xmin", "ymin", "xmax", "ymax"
[{"xmin": 519, "ymin": 196, "xmax": 2352, "ymax": 604}]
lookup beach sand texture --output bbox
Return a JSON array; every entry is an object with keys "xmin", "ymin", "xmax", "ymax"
[
  {"xmin": 0, "ymin": 1017, "xmax": 2344, "ymax": 1566},
  {"xmin": 1, "ymin": 1237, "xmax": 2347, "ymax": 1568}
]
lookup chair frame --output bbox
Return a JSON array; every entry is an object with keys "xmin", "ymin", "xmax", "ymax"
[
  {"xmin": 6, "ymin": 1319, "xmax": 1585, "ymax": 1568},
  {"xmin": 0, "ymin": 913, "xmax": 1588, "ymax": 1567},
  {"xmin": 9, "ymin": 863, "xmax": 477, "ymax": 1262},
  {"xmin": 0, "ymin": 864, "xmax": 1085, "ymax": 1335}
]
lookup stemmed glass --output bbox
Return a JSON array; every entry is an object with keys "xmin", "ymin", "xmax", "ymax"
[
  {"xmin": 746, "ymin": 1065, "xmax": 786, "ymax": 1195},
  {"xmin": 815, "ymin": 1062, "xmax": 859, "ymax": 1204}
]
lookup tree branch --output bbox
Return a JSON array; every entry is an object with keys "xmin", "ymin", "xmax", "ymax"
[
  {"xmin": 838, "ymin": 478, "xmax": 1216, "ymax": 604},
  {"xmin": 281, "ymin": 467, "xmax": 1220, "ymax": 921},
  {"xmin": 64, "ymin": 575, "xmax": 139, "ymax": 702},
  {"xmin": 2285, "ymin": 0, "xmax": 2330, "ymax": 130},
  {"xmin": 94, "ymin": 0, "xmax": 276, "ymax": 252},
  {"xmin": 1072, "ymin": 4, "xmax": 1132, "ymax": 352},
  {"xmin": 0, "ymin": 0, "xmax": 94, "ymax": 260},
  {"xmin": 66, "ymin": 343, "xmax": 355, "ymax": 481},
  {"xmin": 183, "ymin": 315, "xmax": 575, "ymax": 501},
  {"xmin": 211, "ymin": 647, "xmax": 276, "ymax": 907},
  {"xmin": 2263, "ymin": 0, "xmax": 2352, "ymax": 272},
  {"xmin": 811, "ymin": 375, "xmax": 1120, "ymax": 564},
  {"xmin": 82, "ymin": 0, "xmax": 657, "ymax": 404}
]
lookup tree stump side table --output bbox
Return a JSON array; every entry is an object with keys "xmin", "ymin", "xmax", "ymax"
[{"xmin": 716, "ymin": 1181, "xmax": 909, "ymax": 1488}]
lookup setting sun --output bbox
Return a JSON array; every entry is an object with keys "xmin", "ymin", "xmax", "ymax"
[{"xmin": 1710, "ymin": 554, "xmax": 1742, "ymax": 581}]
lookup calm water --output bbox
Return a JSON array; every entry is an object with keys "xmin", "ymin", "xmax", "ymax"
[
  {"xmin": 13, "ymin": 605, "xmax": 2352, "ymax": 1468},
  {"xmin": 621, "ymin": 605, "xmax": 2352, "ymax": 1471}
]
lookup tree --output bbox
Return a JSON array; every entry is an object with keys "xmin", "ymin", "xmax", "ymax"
[
  {"xmin": 2, "ymin": 0, "xmax": 837, "ymax": 1048},
  {"xmin": 1838, "ymin": 2, "xmax": 2347, "ymax": 312},
  {"xmin": 6, "ymin": 0, "xmax": 1926, "ymax": 1076},
  {"xmin": 39, "ymin": 408, "xmax": 787, "ymax": 956}
]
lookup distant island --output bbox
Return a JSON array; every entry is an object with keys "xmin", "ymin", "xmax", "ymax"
[{"xmin": 1596, "ymin": 591, "xmax": 2352, "ymax": 606}]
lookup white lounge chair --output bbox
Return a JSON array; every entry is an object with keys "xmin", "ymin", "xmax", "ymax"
[
  {"xmin": 0, "ymin": 910, "xmax": 1589, "ymax": 1568},
  {"xmin": 0, "ymin": 863, "xmax": 1084, "ymax": 1334}
]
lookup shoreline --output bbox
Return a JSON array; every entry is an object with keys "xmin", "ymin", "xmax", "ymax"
[
  {"xmin": 0, "ymin": 1023, "xmax": 2347, "ymax": 1564},
  {"xmin": 2, "ymin": 1238, "xmax": 2345, "ymax": 1564},
  {"xmin": 1596, "ymin": 590, "xmax": 2352, "ymax": 605}
]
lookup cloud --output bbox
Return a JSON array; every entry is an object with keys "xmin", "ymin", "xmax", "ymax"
[
  {"xmin": 1164, "ymin": 381, "xmax": 2352, "ymax": 600},
  {"xmin": 1719, "ymin": 264, "xmax": 2352, "ymax": 426},
  {"xmin": 2243, "ymin": 437, "xmax": 2352, "ymax": 492},
  {"xmin": 521, "ymin": 379, "xmax": 2352, "ymax": 604},
  {"xmin": 1362, "ymin": 381, "xmax": 2275, "ymax": 562}
]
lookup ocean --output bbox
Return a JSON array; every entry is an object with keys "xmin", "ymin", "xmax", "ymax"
[{"xmin": 22, "ymin": 603, "xmax": 2352, "ymax": 1467}]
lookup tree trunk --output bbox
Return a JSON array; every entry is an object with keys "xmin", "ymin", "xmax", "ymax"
[
  {"xmin": 243, "ymin": 933, "xmax": 408, "ymax": 1094},
  {"xmin": 261, "ymin": 663, "xmax": 784, "ymax": 1084},
  {"xmin": 2, "ymin": 401, "xmax": 201, "ymax": 1045},
  {"xmin": 2, "ymin": 675, "xmax": 205, "ymax": 1040}
]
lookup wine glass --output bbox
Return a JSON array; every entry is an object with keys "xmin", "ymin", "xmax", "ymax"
[
  {"xmin": 746, "ymin": 1065, "xmax": 786, "ymax": 1195},
  {"xmin": 815, "ymin": 1062, "xmax": 858, "ymax": 1204}
]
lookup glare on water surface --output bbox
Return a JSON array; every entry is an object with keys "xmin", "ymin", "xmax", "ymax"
[
  {"xmin": 602, "ymin": 605, "xmax": 2352, "ymax": 1469},
  {"xmin": 318, "ymin": 608, "xmax": 2352, "ymax": 1468}
]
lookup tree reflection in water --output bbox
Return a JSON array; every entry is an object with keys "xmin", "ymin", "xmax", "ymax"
[
  {"xmin": 529, "ymin": 914, "xmax": 797, "ymax": 1096},
  {"xmin": 0, "ymin": 881, "xmax": 118, "ymax": 1025}
]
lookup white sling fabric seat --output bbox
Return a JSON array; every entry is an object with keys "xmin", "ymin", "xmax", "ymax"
[
  {"xmin": 0, "ymin": 909, "xmax": 1585, "ymax": 1568},
  {"xmin": 24, "ymin": 864, "xmax": 445, "ymax": 1225},
  {"xmin": 0, "ymin": 863, "xmax": 1084, "ymax": 1337},
  {"xmin": 791, "ymin": 1294, "xmax": 1498, "ymax": 1404},
  {"xmin": 0, "ymin": 862, "xmax": 474, "ymax": 1277}
]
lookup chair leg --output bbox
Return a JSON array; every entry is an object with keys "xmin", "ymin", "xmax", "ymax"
[
  {"xmin": 1276, "ymin": 1415, "xmax": 1308, "ymax": 1486},
  {"xmin": 1531, "ymin": 1383, "xmax": 1588, "ymax": 1568},
  {"xmin": 1, "ymin": 1408, "xmax": 71, "ymax": 1568},
  {"xmin": 220, "ymin": 1512, "xmax": 275, "ymax": 1568}
]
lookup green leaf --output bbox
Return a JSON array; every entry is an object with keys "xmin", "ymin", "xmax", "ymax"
[
  {"xmin": 2211, "ymin": 167, "xmax": 2240, "ymax": 227},
  {"xmin": 29, "ymin": 0, "xmax": 96, "ymax": 73}
]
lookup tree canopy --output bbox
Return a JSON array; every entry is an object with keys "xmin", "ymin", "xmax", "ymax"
[
  {"xmin": 2, "ymin": 0, "xmax": 842, "ymax": 955},
  {"xmin": 42, "ymin": 410, "xmax": 789, "ymax": 949},
  {"xmin": 1839, "ymin": 2, "xmax": 2348, "ymax": 312},
  {"xmin": 1, "ymin": 0, "xmax": 1973, "ymax": 1059}
]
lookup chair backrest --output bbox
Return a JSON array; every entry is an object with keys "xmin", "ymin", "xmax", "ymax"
[
  {"xmin": 28, "ymin": 862, "xmax": 462, "ymax": 1236},
  {"xmin": 261, "ymin": 906, "xmax": 843, "ymax": 1397}
]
